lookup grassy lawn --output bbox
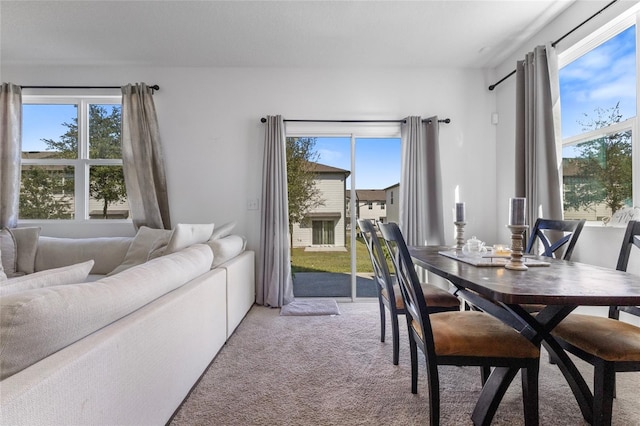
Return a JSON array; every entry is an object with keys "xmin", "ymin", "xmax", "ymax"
[{"xmin": 291, "ymin": 236, "xmax": 374, "ymax": 273}]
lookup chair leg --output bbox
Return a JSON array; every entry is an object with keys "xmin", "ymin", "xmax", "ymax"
[
  {"xmin": 481, "ymin": 366, "xmax": 491, "ymax": 385},
  {"xmin": 593, "ymin": 361, "xmax": 615, "ymax": 426},
  {"xmin": 521, "ymin": 361, "xmax": 540, "ymax": 426},
  {"xmin": 391, "ymin": 313, "xmax": 400, "ymax": 365},
  {"xmin": 379, "ymin": 299, "xmax": 386, "ymax": 343},
  {"xmin": 425, "ymin": 358, "xmax": 440, "ymax": 426},
  {"xmin": 408, "ymin": 332, "xmax": 419, "ymax": 394}
]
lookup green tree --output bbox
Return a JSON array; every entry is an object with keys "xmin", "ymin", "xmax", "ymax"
[
  {"xmin": 40, "ymin": 104, "xmax": 126, "ymax": 218},
  {"xmin": 19, "ymin": 167, "xmax": 73, "ymax": 219},
  {"xmin": 286, "ymin": 137, "xmax": 324, "ymax": 244},
  {"xmin": 564, "ymin": 103, "xmax": 632, "ymax": 216}
]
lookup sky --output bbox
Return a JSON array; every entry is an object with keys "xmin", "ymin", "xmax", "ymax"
[
  {"xmin": 22, "ymin": 104, "xmax": 78, "ymax": 152},
  {"xmin": 313, "ymin": 137, "xmax": 401, "ymax": 190},
  {"xmin": 559, "ymin": 25, "xmax": 636, "ymax": 139}
]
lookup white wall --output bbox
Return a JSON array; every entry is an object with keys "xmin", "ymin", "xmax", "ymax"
[
  {"xmin": 4, "ymin": 65, "xmax": 498, "ymax": 251},
  {"xmin": 492, "ymin": 0, "xmax": 640, "ymax": 262}
]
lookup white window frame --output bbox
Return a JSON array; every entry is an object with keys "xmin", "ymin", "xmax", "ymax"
[
  {"xmin": 21, "ymin": 94, "xmax": 129, "ymax": 223},
  {"xmin": 558, "ymin": 10, "xmax": 639, "ymax": 219}
]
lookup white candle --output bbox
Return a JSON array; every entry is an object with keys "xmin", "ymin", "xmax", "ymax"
[
  {"xmin": 455, "ymin": 202, "xmax": 465, "ymax": 222},
  {"xmin": 509, "ymin": 197, "xmax": 526, "ymax": 225}
]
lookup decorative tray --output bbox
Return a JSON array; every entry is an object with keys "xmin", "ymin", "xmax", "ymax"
[{"xmin": 438, "ymin": 250, "xmax": 550, "ymax": 267}]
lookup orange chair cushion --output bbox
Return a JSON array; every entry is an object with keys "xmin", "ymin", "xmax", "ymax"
[
  {"xmin": 413, "ymin": 311, "xmax": 540, "ymax": 359},
  {"xmin": 381, "ymin": 284, "xmax": 460, "ymax": 310},
  {"xmin": 552, "ymin": 314, "xmax": 640, "ymax": 362}
]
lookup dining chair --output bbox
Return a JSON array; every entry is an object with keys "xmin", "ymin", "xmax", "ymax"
[
  {"xmin": 550, "ymin": 220, "xmax": 640, "ymax": 426},
  {"xmin": 525, "ymin": 218, "xmax": 586, "ymax": 260},
  {"xmin": 522, "ymin": 218, "xmax": 586, "ymax": 314},
  {"xmin": 378, "ymin": 222, "xmax": 540, "ymax": 426},
  {"xmin": 357, "ymin": 219, "xmax": 460, "ymax": 366}
]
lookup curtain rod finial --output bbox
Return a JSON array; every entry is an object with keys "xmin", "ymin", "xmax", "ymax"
[{"xmin": 260, "ymin": 117, "xmax": 267, "ymax": 123}]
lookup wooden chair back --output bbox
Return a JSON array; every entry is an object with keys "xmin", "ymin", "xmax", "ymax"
[
  {"xmin": 378, "ymin": 222, "xmax": 437, "ymax": 357},
  {"xmin": 525, "ymin": 218, "xmax": 585, "ymax": 260},
  {"xmin": 611, "ymin": 220, "xmax": 640, "ymax": 318},
  {"xmin": 357, "ymin": 219, "xmax": 393, "ymax": 300},
  {"xmin": 615, "ymin": 220, "xmax": 640, "ymax": 271}
]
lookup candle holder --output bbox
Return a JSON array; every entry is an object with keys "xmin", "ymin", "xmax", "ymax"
[
  {"xmin": 505, "ymin": 224, "xmax": 528, "ymax": 270},
  {"xmin": 454, "ymin": 221, "xmax": 466, "ymax": 254}
]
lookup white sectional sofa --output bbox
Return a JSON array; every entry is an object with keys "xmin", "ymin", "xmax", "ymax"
[{"xmin": 0, "ymin": 227, "xmax": 255, "ymax": 425}]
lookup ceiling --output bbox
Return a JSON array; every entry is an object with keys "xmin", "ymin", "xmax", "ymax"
[{"xmin": 1, "ymin": 0, "xmax": 575, "ymax": 69}]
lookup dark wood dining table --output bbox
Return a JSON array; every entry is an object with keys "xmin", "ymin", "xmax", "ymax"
[{"xmin": 408, "ymin": 245, "xmax": 640, "ymax": 426}]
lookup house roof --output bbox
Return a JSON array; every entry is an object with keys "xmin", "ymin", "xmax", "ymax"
[
  {"xmin": 384, "ymin": 183, "xmax": 400, "ymax": 191},
  {"xmin": 309, "ymin": 162, "xmax": 350, "ymax": 177},
  {"xmin": 355, "ymin": 190, "xmax": 386, "ymax": 202},
  {"xmin": 22, "ymin": 151, "xmax": 58, "ymax": 160}
]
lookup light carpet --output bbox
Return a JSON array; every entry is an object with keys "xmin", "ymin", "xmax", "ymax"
[
  {"xmin": 170, "ymin": 302, "xmax": 640, "ymax": 426},
  {"xmin": 280, "ymin": 299, "xmax": 341, "ymax": 316}
]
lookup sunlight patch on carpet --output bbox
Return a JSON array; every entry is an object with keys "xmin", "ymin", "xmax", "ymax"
[{"xmin": 280, "ymin": 299, "xmax": 341, "ymax": 316}]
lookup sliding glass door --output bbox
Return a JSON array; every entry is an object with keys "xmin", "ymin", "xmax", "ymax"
[{"xmin": 287, "ymin": 133, "xmax": 400, "ymax": 300}]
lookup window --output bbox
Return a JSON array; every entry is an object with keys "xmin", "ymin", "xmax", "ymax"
[
  {"xmin": 312, "ymin": 220, "xmax": 335, "ymax": 245},
  {"xmin": 559, "ymin": 14, "xmax": 637, "ymax": 222},
  {"xmin": 390, "ymin": 191, "xmax": 394, "ymax": 205},
  {"xmin": 380, "ymin": 201, "xmax": 385, "ymax": 210},
  {"xmin": 21, "ymin": 96, "xmax": 129, "ymax": 220},
  {"xmin": 367, "ymin": 201, "xmax": 373, "ymax": 210}
]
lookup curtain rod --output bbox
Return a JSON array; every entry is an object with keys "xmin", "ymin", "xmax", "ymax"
[
  {"xmin": 259, "ymin": 117, "xmax": 451, "ymax": 124},
  {"xmin": 488, "ymin": 0, "xmax": 618, "ymax": 91},
  {"xmin": 20, "ymin": 84, "xmax": 160, "ymax": 91}
]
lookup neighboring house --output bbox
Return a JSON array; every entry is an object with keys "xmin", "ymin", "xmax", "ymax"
[
  {"xmin": 385, "ymin": 183, "xmax": 400, "ymax": 224},
  {"xmin": 354, "ymin": 189, "xmax": 387, "ymax": 223},
  {"xmin": 291, "ymin": 162, "xmax": 350, "ymax": 249}
]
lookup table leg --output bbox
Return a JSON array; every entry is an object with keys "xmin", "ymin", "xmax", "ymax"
[
  {"xmin": 471, "ymin": 367, "xmax": 519, "ymax": 426},
  {"xmin": 512, "ymin": 304, "xmax": 595, "ymax": 424},
  {"xmin": 542, "ymin": 339, "xmax": 594, "ymax": 424}
]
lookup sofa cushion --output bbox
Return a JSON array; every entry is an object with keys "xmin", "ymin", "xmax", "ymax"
[
  {"xmin": 0, "ymin": 244, "xmax": 213, "ymax": 380},
  {"xmin": 0, "ymin": 260, "xmax": 94, "ymax": 296},
  {"xmin": 35, "ymin": 236, "xmax": 132, "ymax": 275},
  {"xmin": 10, "ymin": 227, "xmax": 41, "ymax": 274},
  {"xmin": 0, "ymin": 229, "xmax": 18, "ymax": 277},
  {"xmin": 208, "ymin": 234, "xmax": 246, "ymax": 268},
  {"xmin": 164, "ymin": 223, "xmax": 215, "ymax": 255},
  {"xmin": 108, "ymin": 227, "xmax": 172, "ymax": 276}
]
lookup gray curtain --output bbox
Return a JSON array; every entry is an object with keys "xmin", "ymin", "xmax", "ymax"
[
  {"xmin": 515, "ymin": 44, "xmax": 563, "ymax": 226},
  {"xmin": 399, "ymin": 116, "xmax": 445, "ymax": 246},
  {"xmin": 121, "ymin": 83, "xmax": 171, "ymax": 230},
  {"xmin": 257, "ymin": 115, "xmax": 294, "ymax": 307},
  {"xmin": 0, "ymin": 83, "xmax": 22, "ymax": 229}
]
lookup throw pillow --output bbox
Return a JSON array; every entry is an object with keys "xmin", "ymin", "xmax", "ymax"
[
  {"xmin": 207, "ymin": 234, "xmax": 247, "ymax": 268},
  {"xmin": 147, "ymin": 231, "xmax": 173, "ymax": 260},
  {"xmin": 107, "ymin": 227, "xmax": 173, "ymax": 276},
  {"xmin": 210, "ymin": 221, "xmax": 236, "ymax": 240},
  {"xmin": 0, "ymin": 229, "xmax": 17, "ymax": 278},
  {"xmin": 164, "ymin": 223, "xmax": 215, "ymax": 255},
  {"xmin": 10, "ymin": 227, "xmax": 41, "ymax": 274},
  {"xmin": 0, "ymin": 260, "xmax": 94, "ymax": 296}
]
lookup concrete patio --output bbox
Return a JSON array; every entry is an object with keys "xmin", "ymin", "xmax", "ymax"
[{"xmin": 292, "ymin": 272, "xmax": 378, "ymax": 298}]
